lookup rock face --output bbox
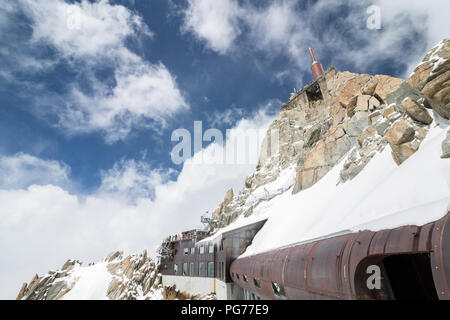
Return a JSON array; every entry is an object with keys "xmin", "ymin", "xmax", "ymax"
[
  {"xmin": 442, "ymin": 130, "xmax": 450, "ymax": 159},
  {"xmin": 409, "ymin": 39, "xmax": 450, "ymax": 119},
  {"xmin": 209, "ymin": 39, "xmax": 450, "ymax": 229},
  {"xmin": 17, "ymin": 40, "xmax": 450, "ymax": 299},
  {"xmin": 17, "ymin": 251, "xmax": 163, "ymax": 300}
]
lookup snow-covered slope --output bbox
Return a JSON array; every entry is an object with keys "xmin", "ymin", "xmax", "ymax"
[
  {"xmin": 207, "ymin": 39, "xmax": 450, "ymax": 258},
  {"xmin": 236, "ymin": 120, "xmax": 450, "ymax": 257}
]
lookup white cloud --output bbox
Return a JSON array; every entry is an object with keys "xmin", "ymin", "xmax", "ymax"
[
  {"xmin": 0, "ymin": 153, "xmax": 71, "ymax": 190},
  {"xmin": 182, "ymin": 0, "xmax": 450, "ymax": 80},
  {"xmin": 183, "ymin": 0, "xmax": 242, "ymax": 54},
  {"xmin": 23, "ymin": 0, "xmax": 152, "ymax": 59},
  {"xmin": 6, "ymin": 0, "xmax": 188, "ymax": 142},
  {"xmin": 0, "ymin": 106, "xmax": 275, "ymax": 299}
]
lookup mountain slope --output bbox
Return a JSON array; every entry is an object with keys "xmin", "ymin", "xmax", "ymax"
[{"xmin": 205, "ymin": 39, "xmax": 450, "ymax": 257}]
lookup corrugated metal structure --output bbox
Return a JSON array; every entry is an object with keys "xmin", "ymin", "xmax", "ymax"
[{"xmin": 230, "ymin": 212, "xmax": 450, "ymax": 300}]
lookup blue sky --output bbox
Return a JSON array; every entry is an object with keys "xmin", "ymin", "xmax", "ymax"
[{"xmin": 0, "ymin": 0, "xmax": 449, "ymax": 298}]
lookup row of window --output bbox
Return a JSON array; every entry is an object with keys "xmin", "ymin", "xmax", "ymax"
[
  {"xmin": 231, "ymin": 273, "xmax": 287, "ymax": 299},
  {"xmin": 182, "ymin": 244, "xmax": 215, "ymax": 256},
  {"xmin": 174, "ymin": 262, "xmax": 215, "ymax": 278}
]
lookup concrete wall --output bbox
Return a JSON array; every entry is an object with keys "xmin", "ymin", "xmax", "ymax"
[
  {"xmin": 162, "ymin": 275, "xmax": 244, "ymax": 300},
  {"xmin": 216, "ymin": 279, "xmax": 243, "ymax": 300},
  {"xmin": 162, "ymin": 275, "xmax": 215, "ymax": 296}
]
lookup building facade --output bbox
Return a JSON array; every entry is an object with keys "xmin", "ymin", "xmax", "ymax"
[{"xmin": 160, "ymin": 220, "xmax": 267, "ymax": 299}]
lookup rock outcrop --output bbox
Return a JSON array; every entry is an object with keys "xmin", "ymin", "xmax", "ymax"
[
  {"xmin": 409, "ymin": 39, "xmax": 450, "ymax": 119},
  {"xmin": 17, "ymin": 251, "xmax": 163, "ymax": 300},
  {"xmin": 209, "ymin": 39, "xmax": 449, "ymax": 230}
]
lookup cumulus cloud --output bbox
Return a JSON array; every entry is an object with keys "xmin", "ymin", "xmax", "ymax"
[
  {"xmin": 182, "ymin": 0, "xmax": 450, "ymax": 80},
  {"xmin": 182, "ymin": 0, "xmax": 242, "ymax": 54},
  {"xmin": 0, "ymin": 153, "xmax": 71, "ymax": 190},
  {"xmin": 0, "ymin": 106, "xmax": 275, "ymax": 299},
  {"xmin": 2, "ymin": 0, "xmax": 188, "ymax": 142}
]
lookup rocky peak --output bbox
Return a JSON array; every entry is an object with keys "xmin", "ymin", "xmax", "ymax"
[
  {"xmin": 17, "ymin": 251, "xmax": 163, "ymax": 300},
  {"xmin": 210, "ymin": 39, "xmax": 450, "ymax": 230}
]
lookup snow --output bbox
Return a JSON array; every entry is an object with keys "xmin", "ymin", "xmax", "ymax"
[
  {"xmin": 217, "ymin": 121, "xmax": 450, "ymax": 258},
  {"xmin": 245, "ymin": 165, "xmax": 296, "ymax": 207},
  {"xmin": 430, "ymin": 40, "xmax": 446, "ymax": 74},
  {"xmin": 198, "ymin": 165, "xmax": 296, "ymax": 244},
  {"xmin": 61, "ymin": 263, "xmax": 112, "ymax": 300}
]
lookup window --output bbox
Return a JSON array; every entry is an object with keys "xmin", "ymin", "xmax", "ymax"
[
  {"xmin": 190, "ymin": 247, "xmax": 195, "ymax": 255},
  {"xmin": 199, "ymin": 262, "xmax": 205, "ymax": 277},
  {"xmin": 253, "ymin": 278, "xmax": 261, "ymax": 289},
  {"xmin": 232, "ymin": 238, "xmax": 240, "ymax": 249},
  {"xmin": 189, "ymin": 262, "xmax": 194, "ymax": 276},
  {"xmin": 236, "ymin": 274, "xmax": 240, "ymax": 280},
  {"xmin": 208, "ymin": 262, "xmax": 214, "ymax": 278},
  {"xmin": 183, "ymin": 248, "xmax": 189, "ymax": 255},
  {"xmin": 209, "ymin": 245, "xmax": 214, "ymax": 254},
  {"xmin": 183, "ymin": 263, "xmax": 188, "ymax": 276},
  {"xmin": 243, "ymin": 275, "xmax": 248, "ymax": 283},
  {"xmin": 163, "ymin": 264, "xmax": 168, "ymax": 270},
  {"xmin": 272, "ymin": 282, "xmax": 287, "ymax": 299},
  {"xmin": 174, "ymin": 264, "xmax": 178, "ymax": 275},
  {"xmin": 231, "ymin": 272, "xmax": 235, "ymax": 278},
  {"xmin": 200, "ymin": 246, "xmax": 205, "ymax": 254}
]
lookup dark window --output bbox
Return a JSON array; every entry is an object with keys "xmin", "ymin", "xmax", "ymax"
[
  {"xmin": 199, "ymin": 262, "xmax": 205, "ymax": 277},
  {"xmin": 254, "ymin": 278, "xmax": 261, "ymax": 289},
  {"xmin": 243, "ymin": 275, "xmax": 248, "ymax": 283},
  {"xmin": 236, "ymin": 274, "xmax": 240, "ymax": 280},
  {"xmin": 272, "ymin": 282, "xmax": 287, "ymax": 299},
  {"xmin": 305, "ymin": 81, "xmax": 323, "ymax": 101},
  {"xmin": 208, "ymin": 262, "xmax": 214, "ymax": 278}
]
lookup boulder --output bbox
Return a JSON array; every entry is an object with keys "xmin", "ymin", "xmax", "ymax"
[
  {"xmin": 401, "ymin": 97, "xmax": 433, "ymax": 124},
  {"xmin": 338, "ymin": 75, "xmax": 372, "ymax": 108},
  {"xmin": 328, "ymin": 126, "xmax": 346, "ymax": 142},
  {"xmin": 345, "ymin": 111, "xmax": 370, "ymax": 137},
  {"xmin": 390, "ymin": 140, "xmax": 420, "ymax": 165},
  {"xmin": 355, "ymin": 95, "xmax": 371, "ymax": 111},
  {"xmin": 384, "ymin": 120, "xmax": 415, "ymax": 146},
  {"xmin": 373, "ymin": 75, "xmax": 404, "ymax": 103},
  {"xmin": 408, "ymin": 61, "xmax": 435, "ymax": 91},
  {"xmin": 358, "ymin": 127, "xmax": 377, "ymax": 146},
  {"xmin": 375, "ymin": 118, "xmax": 391, "ymax": 136},
  {"xmin": 368, "ymin": 96, "xmax": 381, "ymax": 111},
  {"xmin": 442, "ymin": 131, "xmax": 450, "ymax": 159},
  {"xmin": 362, "ymin": 77, "xmax": 379, "ymax": 95},
  {"xmin": 408, "ymin": 39, "xmax": 450, "ymax": 119},
  {"xmin": 422, "ymin": 70, "xmax": 450, "ymax": 99}
]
